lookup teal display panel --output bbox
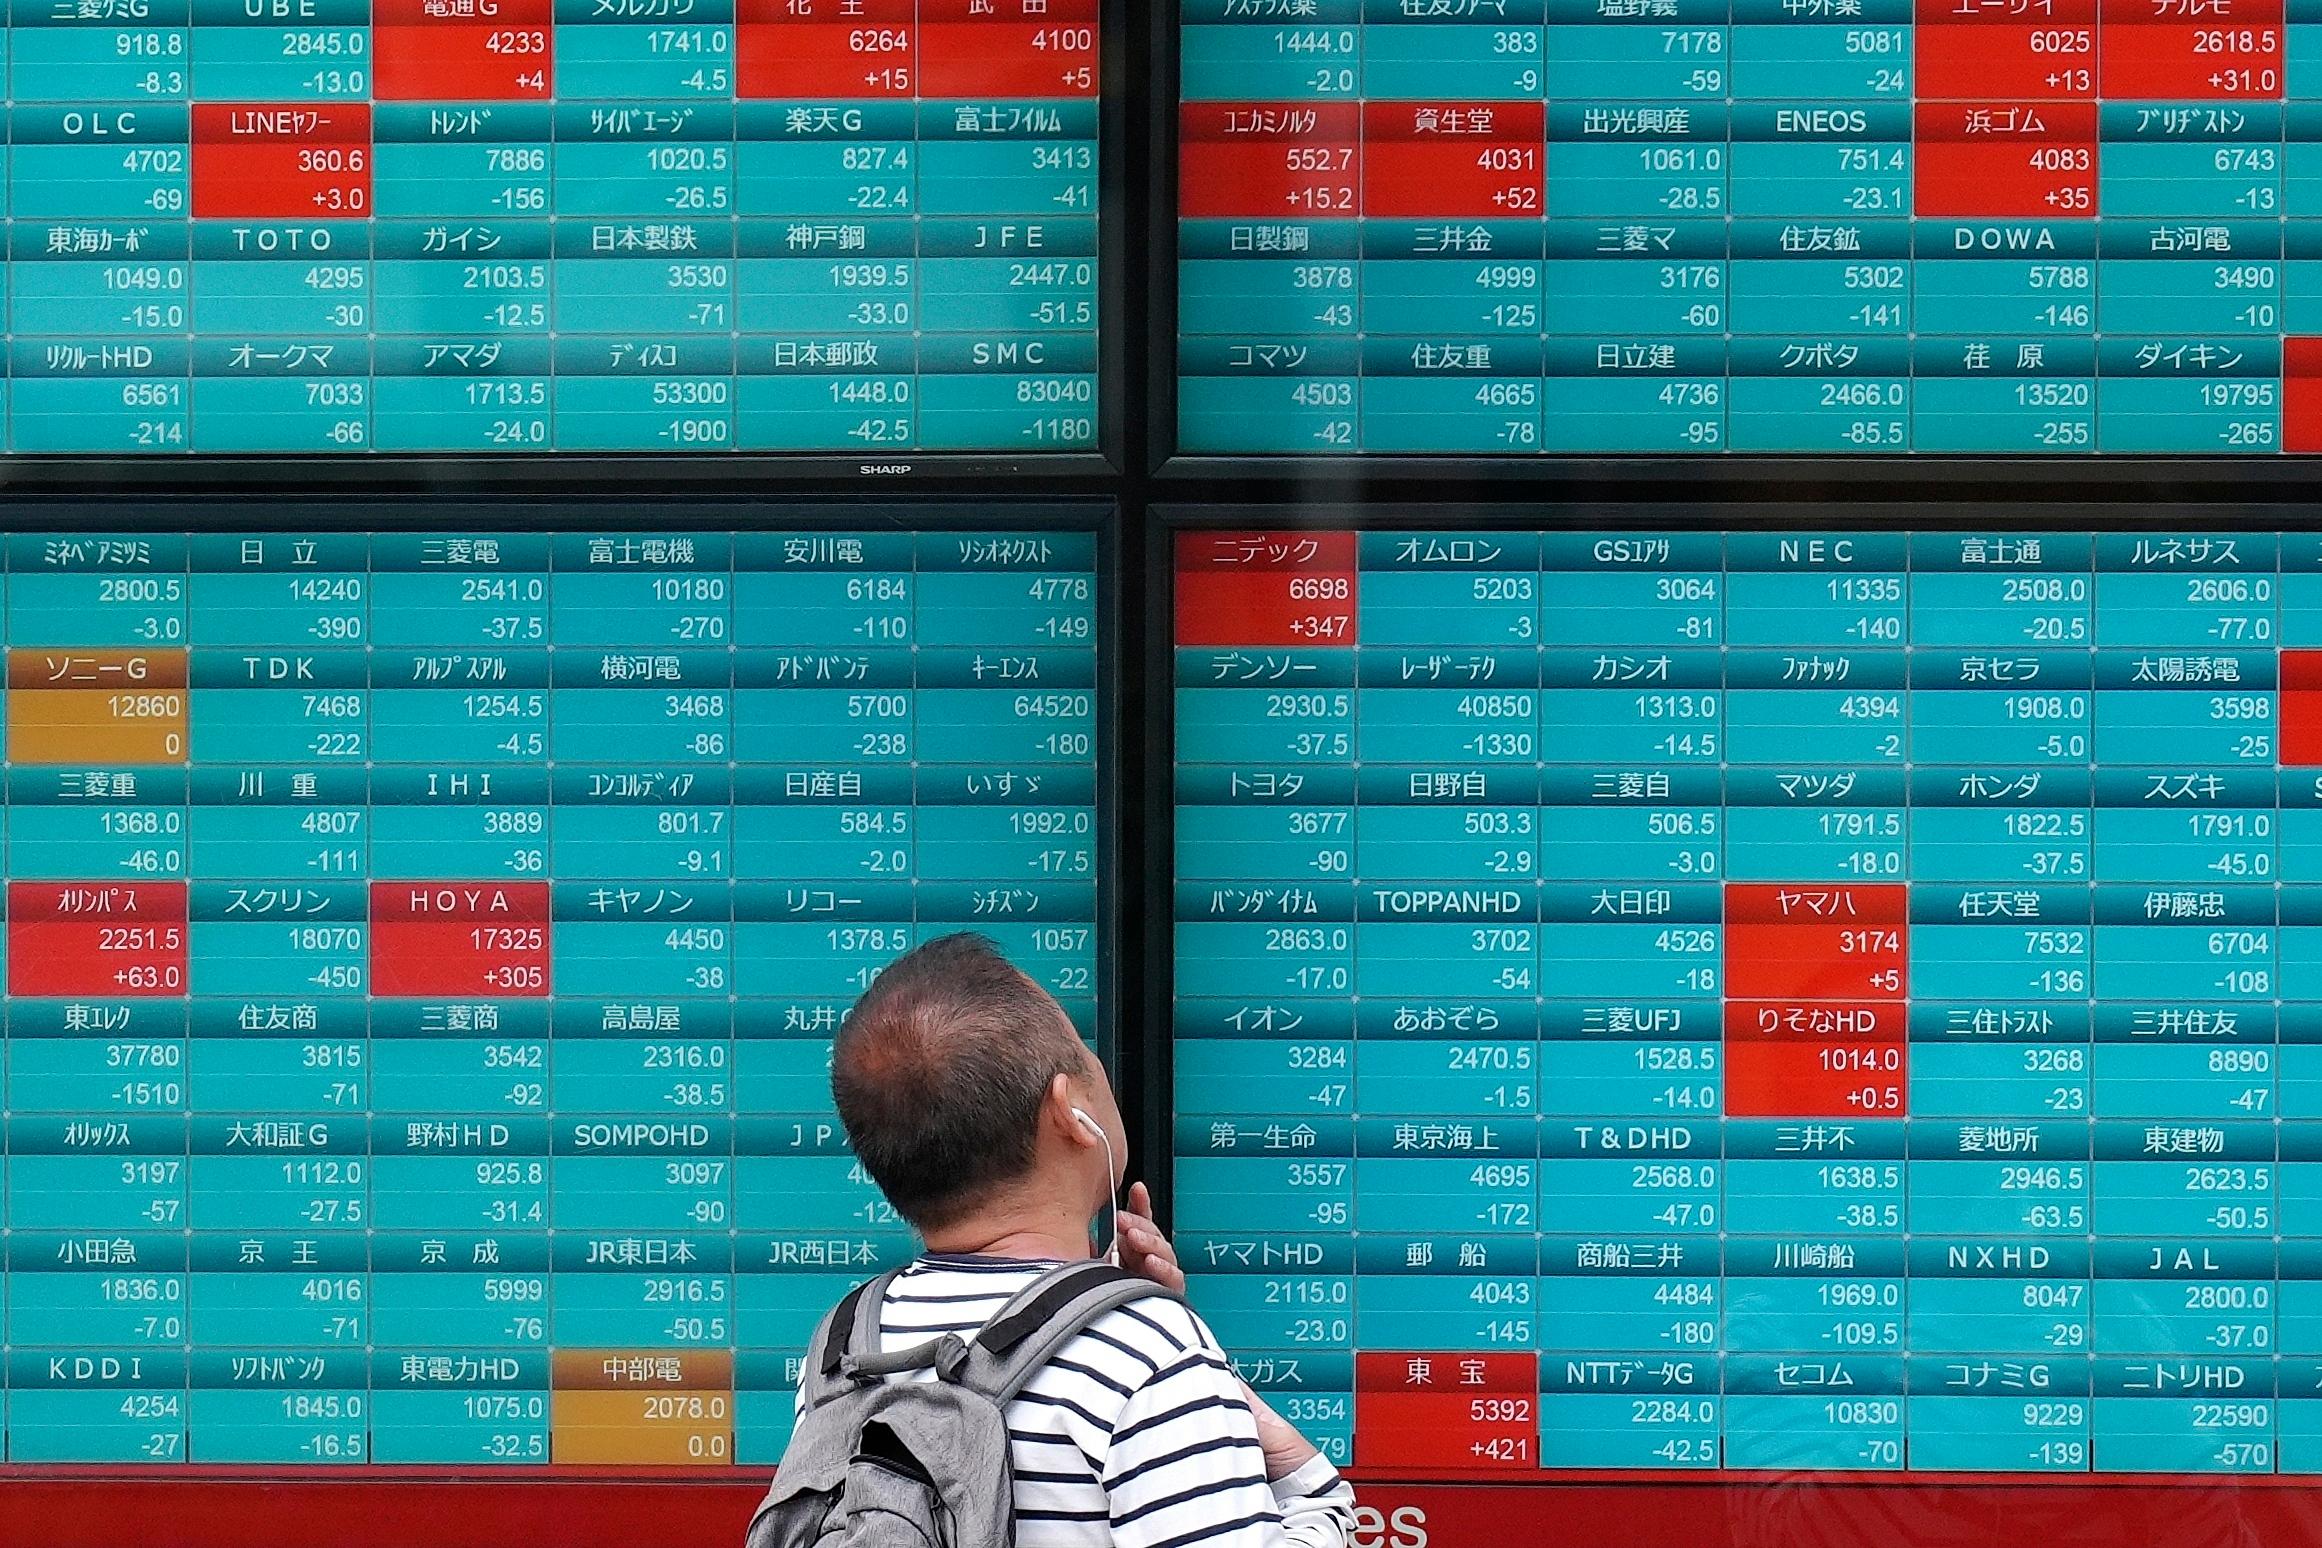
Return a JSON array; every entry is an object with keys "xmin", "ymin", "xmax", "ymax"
[
  {"xmin": 1172, "ymin": 2, "xmax": 2322, "ymax": 458},
  {"xmin": 0, "ymin": 504, "xmax": 1106, "ymax": 1467},
  {"xmin": 0, "ymin": 2, "xmax": 1100, "ymax": 457},
  {"xmin": 1170, "ymin": 511, "xmax": 2322, "ymax": 1475}
]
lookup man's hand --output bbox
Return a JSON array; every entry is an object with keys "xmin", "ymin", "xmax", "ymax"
[
  {"xmin": 1115, "ymin": 1181, "xmax": 1185, "ymax": 1293},
  {"xmin": 1237, "ymin": 1379, "xmax": 1322, "ymax": 1482},
  {"xmin": 1111, "ymin": 1183, "xmax": 1323, "ymax": 1483}
]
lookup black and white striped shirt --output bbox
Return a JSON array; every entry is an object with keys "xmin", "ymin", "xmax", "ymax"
[{"xmin": 799, "ymin": 1253, "xmax": 1356, "ymax": 1548}]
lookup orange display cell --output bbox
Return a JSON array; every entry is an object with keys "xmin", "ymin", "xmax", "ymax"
[
  {"xmin": 9, "ymin": 700, "xmax": 189, "ymax": 767},
  {"xmin": 6, "ymin": 649, "xmax": 189, "ymax": 690},
  {"xmin": 7, "ymin": 650, "xmax": 192, "ymax": 766},
  {"xmin": 550, "ymin": 1349, "xmax": 734, "ymax": 1390},
  {"xmin": 549, "ymin": 1390, "xmax": 735, "ymax": 1467}
]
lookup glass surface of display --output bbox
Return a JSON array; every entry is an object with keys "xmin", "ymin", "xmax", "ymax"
[
  {"xmin": 0, "ymin": 505, "xmax": 1105, "ymax": 1467},
  {"xmin": 0, "ymin": 9, "xmax": 1100, "ymax": 457},
  {"xmin": 1172, "ymin": 7, "xmax": 2322, "ymax": 457},
  {"xmin": 1171, "ymin": 513, "xmax": 2322, "ymax": 1474}
]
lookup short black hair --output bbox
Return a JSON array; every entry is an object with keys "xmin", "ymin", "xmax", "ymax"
[{"xmin": 831, "ymin": 932, "xmax": 1089, "ymax": 1231}]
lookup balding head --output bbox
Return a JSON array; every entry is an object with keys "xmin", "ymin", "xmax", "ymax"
[{"xmin": 831, "ymin": 932, "xmax": 1091, "ymax": 1231}]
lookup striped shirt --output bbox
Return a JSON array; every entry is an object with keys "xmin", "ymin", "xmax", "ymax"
[{"xmin": 798, "ymin": 1253, "xmax": 1356, "ymax": 1548}]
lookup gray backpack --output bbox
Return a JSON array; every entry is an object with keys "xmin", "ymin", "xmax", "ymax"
[{"xmin": 747, "ymin": 1261, "xmax": 1176, "ymax": 1548}]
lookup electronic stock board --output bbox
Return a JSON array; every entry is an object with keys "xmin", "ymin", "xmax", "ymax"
[
  {"xmin": 0, "ymin": 507, "xmax": 1106, "ymax": 1472},
  {"xmin": 43, "ymin": 0, "xmax": 2322, "ymax": 1544},
  {"xmin": 1169, "ymin": 513, "xmax": 2322, "ymax": 1487},
  {"xmin": 0, "ymin": 0, "xmax": 1102, "ymax": 457}
]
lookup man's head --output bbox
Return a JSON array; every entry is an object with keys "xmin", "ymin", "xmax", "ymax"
[{"xmin": 831, "ymin": 932, "xmax": 1123, "ymax": 1237}]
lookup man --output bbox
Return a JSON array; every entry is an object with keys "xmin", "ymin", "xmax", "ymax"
[{"xmin": 816, "ymin": 931, "xmax": 1356, "ymax": 1548}]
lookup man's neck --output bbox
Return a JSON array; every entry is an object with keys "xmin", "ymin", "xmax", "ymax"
[
  {"xmin": 927, "ymin": 1229, "xmax": 1088, "ymax": 1263},
  {"xmin": 920, "ymin": 1199, "xmax": 1093, "ymax": 1263}
]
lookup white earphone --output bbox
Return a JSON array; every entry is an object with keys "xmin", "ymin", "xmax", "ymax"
[{"xmin": 1070, "ymin": 1107, "xmax": 1120, "ymax": 1265}]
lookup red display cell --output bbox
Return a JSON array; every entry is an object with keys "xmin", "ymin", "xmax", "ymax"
[
  {"xmin": 2282, "ymin": 649, "xmax": 2322, "ymax": 762},
  {"xmin": 1356, "ymin": 1351, "xmax": 1535, "ymax": 1392},
  {"xmin": 1915, "ymin": 24, "xmax": 2097, "ymax": 99},
  {"xmin": 6, "ymin": 881, "xmax": 190, "ymax": 924},
  {"xmin": 2282, "ymin": 693, "xmax": 2322, "ymax": 763},
  {"xmin": 1724, "ymin": 926, "xmax": 1907, "ymax": 999},
  {"xmin": 919, "ymin": 23, "xmax": 1098, "ymax": 97},
  {"xmin": 1725, "ymin": 1037, "xmax": 1908, "ymax": 1119},
  {"xmin": 736, "ymin": 0, "xmax": 914, "ymax": 15},
  {"xmin": 1723, "ymin": 894, "xmax": 1907, "ymax": 999},
  {"xmin": 736, "ymin": 11, "xmax": 913, "ymax": 98},
  {"xmin": 371, "ymin": 882, "xmax": 551, "ymax": 923},
  {"xmin": 1914, "ymin": 0, "xmax": 2098, "ymax": 22},
  {"xmin": 2286, "ymin": 338, "xmax": 2322, "ymax": 454},
  {"xmin": 917, "ymin": 0, "xmax": 1098, "ymax": 16},
  {"xmin": 733, "ymin": 0, "xmax": 914, "ymax": 15},
  {"xmin": 758, "ymin": 21, "xmax": 916, "ymax": 97},
  {"xmin": 1359, "ymin": 103, "xmax": 1544, "ymax": 220},
  {"xmin": 191, "ymin": 103, "xmax": 372, "ymax": 220},
  {"xmin": 371, "ymin": 881, "xmax": 550, "ymax": 997},
  {"xmin": 1724, "ymin": 1000, "xmax": 1909, "ymax": 1042},
  {"xmin": 8, "ymin": 882, "xmax": 188, "ymax": 998},
  {"xmin": 2101, "ymin": 30, "xmax": 2283, "ymax": 97},
  {"xmin": 1175, "ymin": 530, "xmax": 1359, "ymax": 647},
  {"xmin": 2285, "ymin": 644, "xmax": 2322, "ymax": 690},
  {"xmin": 1354, "ymin": 1411, "xmax": 1535, "ymax": 1470},
  {"xmin": 2100, "ymin": 0, "xmax": 2283, "ymax": 97},
  {"xmin": 373, "ymin": 18, "xmax": 551, "ymax": 100},
  {"xmin": 372, "ymin": 0, "xmax": 552, "ymax": 20},
  {"xmin": 1913, "ymin": 102, "xmax": 2097, "ymax": 218},
  {"xmin": 2099, "ymin": 0, "xmax": 2285, "ymax": 24},
  {"xmin": 1722, "ymin": 881, "xmax": 1908, "ymax": 926},
  {"xmin": 1354, "ymin": 1354, "xmax": 1538, "ymax": 1470},
  {"xmin": 1181, "ymin": 103, "xmax": 1361, "ymax": 219}
]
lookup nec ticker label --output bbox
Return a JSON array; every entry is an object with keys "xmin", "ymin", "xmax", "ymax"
[
  {"xmin": 0, "ymin": 518, "xmax": 1100, "ymax": 1468},
  {"xmin": 0, "ymin": 0, "xmax": 1098, "ymax": 455},
  {"xmin": 1179, "ymin": 0, "xmax": 2322, "ymax": 456},
  {"xmin": 1176, "ymin": 523, "xmax": 2322, "ymax": 1476}
]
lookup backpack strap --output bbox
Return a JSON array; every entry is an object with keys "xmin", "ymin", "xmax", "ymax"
[
  {"xmin": 798, "ymin": 1268, "xmax": 904, "ymax": 1410},
  {"xmin": 955, "ymin": 1261, "xmax": 1177, "ymax": 1407}
]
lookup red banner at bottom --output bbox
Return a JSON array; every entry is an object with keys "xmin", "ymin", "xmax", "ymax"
[{"xmin": 6, "ymin": 1473, "xmax": 2322, "ymax": 1548}]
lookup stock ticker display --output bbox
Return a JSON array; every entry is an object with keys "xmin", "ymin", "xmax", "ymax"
[
  {"xmin": 1172, "ymin": 521, "xmax": 2322, "ymax": 1476},
  {"xmin": 0, "ymin": 0, "xmax": 1099, "ymax": 455},
  {"xmin": 1177, "ymin": 3, "xmax": 2322, "ymax": 456},
  {"xmin": 0, "ymin": 515, "xmax": 1102, "ymax": 1465}
]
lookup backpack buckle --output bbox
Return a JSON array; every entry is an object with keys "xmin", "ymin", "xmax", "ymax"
[{"xmin": 837, "ymin": 1332, "xmax": 972, "ymax": 1386}]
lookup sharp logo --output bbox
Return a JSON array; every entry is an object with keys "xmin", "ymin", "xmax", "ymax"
[{"xmin": 1350, "ymin": 1505, "xmax": 1430, "ymax": 1548}]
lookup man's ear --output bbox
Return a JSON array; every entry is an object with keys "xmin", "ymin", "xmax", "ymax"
[{"xmin": 1045, "ymin": 1072, "xmax": 1094, "ymax": 1146}]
